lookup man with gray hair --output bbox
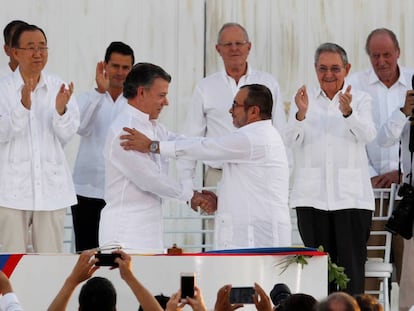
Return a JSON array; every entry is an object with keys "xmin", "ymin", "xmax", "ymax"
[
  {"xmin": 347, "ymin": 28, "xmax": 414, "ymax": 293},
  {"xmin": 284, "ymin": 42, "xmax": 376, "ymax": 295},
  {"xmin": 377, "ymin": 79, "xmax": 414, "ymax": 311},
  {"xmin": 183, "ymin": 22, "xmax": 286, "ymax": 246}
]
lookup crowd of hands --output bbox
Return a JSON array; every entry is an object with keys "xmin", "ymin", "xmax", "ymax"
[
  {"xmin": 36, "ymin": 249, "xmax": 272, "ymax": 311},
  {"xmin": 48, "ymin": 249, "xmax": 272, "ymax": 311},
  {"xmin": 1, "ymin": 249, "xmax": 384, "ymax": 311}
]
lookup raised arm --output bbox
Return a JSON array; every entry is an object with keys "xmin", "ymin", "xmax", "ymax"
[
  {"xmin": 114, "ymin": 250, "xmax": 164, "ymax": 311},
  {"xmin": 48, "ymin": 250, "xmax": 99, "ymax": 311}
]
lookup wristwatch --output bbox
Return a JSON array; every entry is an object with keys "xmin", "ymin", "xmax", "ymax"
[{"xmin": 149, "ymin": 141, "xmax": 159, "ymax": 153}]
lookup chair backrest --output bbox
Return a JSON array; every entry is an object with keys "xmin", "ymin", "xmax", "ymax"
[{"xmin": 367, "ymin": 184, "xmax": 397, "ymax": 263}]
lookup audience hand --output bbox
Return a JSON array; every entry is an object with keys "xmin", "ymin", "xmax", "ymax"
[
  {"xmin": 113, "ymin": 249, "xmax": 134, "ymax": 281},
  {"xmin": 66, "ymin": 249, "xmax": 99, "ymax": 286},
  {"xmin": 186, "ymin": 286, "xmax": 207, "ymax": 311},
  {"xmin": 214, "ymin": 284, "xmax": 243, "ymax": 311},
  {"xmin": 253, "ymin": 283, "xmax": 272, "ymax": 311},
  {"xmin": 0, "ymin": 270, "xmax": 13, "ymax": 295},
  {"xmin": 166, "ymin": 290, "xmax": 185, "ymax": 311}
]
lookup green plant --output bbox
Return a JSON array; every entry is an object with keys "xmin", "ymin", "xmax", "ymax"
[{"xmin": 275, "ymin": 246, "xmax": 350, "ymax": 290}]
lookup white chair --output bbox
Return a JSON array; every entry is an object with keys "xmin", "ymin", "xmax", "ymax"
[{"xmin": 365, "ymin": 183, "xmax": 397, "ymax": 311}]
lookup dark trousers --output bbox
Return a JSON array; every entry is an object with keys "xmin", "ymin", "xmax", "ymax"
[
  {"xmin": 296, "ymin": 207, "xmax": 372, "ymax": 295},
  {"xmin": 71, "ymin": 195, "xmax": 106, "ymax": 252}
]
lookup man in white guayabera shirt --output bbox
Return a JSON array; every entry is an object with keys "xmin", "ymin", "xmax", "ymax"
[
  {"xmin": 98, "ymin": 62, "xmax": 215, "ymax": 253},
  {"xmin": 120, "ymin": 84, "xmax": 291, "ymax": 250},
  {"xmin": 0, "ymin": 24, "xmax": 79, "ymax": 253}
]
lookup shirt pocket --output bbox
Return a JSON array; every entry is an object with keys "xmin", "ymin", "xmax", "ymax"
[
  {"xmin": 43, "ymin": 161, "xmax": 65, "ymax": 196},
  {"xmin": 6, "ymin": 161, "xmax": 32, "ymax": 199},
  {"xmin": 292, "ymin": 168, "xmax": 321, "ymax": 199},
  {"xmin": 215, "ymin": 213, "xmax": 233, "ymax": 247},
  {"xmin": 338, "ymin": 168, "xmax": 363, "ymax": 199}
]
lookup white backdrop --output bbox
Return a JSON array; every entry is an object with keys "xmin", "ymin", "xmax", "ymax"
[{"xmin": 2, "ymin": 0, "xmax": 414, "ymax": 166}]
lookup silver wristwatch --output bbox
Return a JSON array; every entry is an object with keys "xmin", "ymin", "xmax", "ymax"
[{"xmin": 149, "ymin": 141, "xmax": 159, "ymax": 153}]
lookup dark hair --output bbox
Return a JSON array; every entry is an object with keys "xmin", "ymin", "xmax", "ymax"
[
  {"xmin": 3, "ymin": 20, "xmax": 28, "ymax": 45},
  {"xmin": 79, "ymin": 277, "xmax": 117, "ymax": 311},
  {"xmin": 104, "ymin": 41, "xmax": 135, "ymax": 65},
  {"xmin": 11, "ymin": 24, "xmax": 47, "ymax": 48},
  {"xmin": 282, "ymin": 293, "xmax": 318, "ymax": 311},
  {"xmin": 365, "ymin": 28, "xmax": 400, "ymax": 55},
  {"xmin": 239, "ymin": 84, "xmax": 273, "ymax": 120},
  {"xmin": 123, "ymin": 62, "xmax": 171, "ymax": 99},
  {"xmin": 314, "ymin": 42, "xmax": 349, "ymax": 66},
  {"xmin": 138, "ymin": 294, "xmax": 170, "ymax": 311}
]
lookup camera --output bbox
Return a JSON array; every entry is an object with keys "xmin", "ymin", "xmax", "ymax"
[
  {"xmin": 385, "ymin": 183, "xmax": 414, "ymax": 239},
  {"xmin": 270, "ymin": 283, "xmax": 291, "ymax": 310},
  {"xmin": 95, "ymin": 253, "xmax": 121, "ymax": 267}
]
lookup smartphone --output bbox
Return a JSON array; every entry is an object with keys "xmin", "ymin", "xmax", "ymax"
[
  {"xmin": 180, "ymin": 272, "xmax": 195, "ymax": 300},
  {"xmin": 230, "ymin": 287, "xmax": 255, "ymax": 304},
  {"xmin": 95, "ymin": 253, "xmax": 121, "ymax": 267}
]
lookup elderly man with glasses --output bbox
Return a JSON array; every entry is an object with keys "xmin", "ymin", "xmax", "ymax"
[
  {"xmin": 182, "ymin": 23, "xmax": 286, "ymax": 247},
  {"xmin": 0, "ymin": 24, "xmax": 79, "ymax": 253}
]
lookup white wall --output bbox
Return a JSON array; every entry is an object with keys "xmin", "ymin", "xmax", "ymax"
[{"xmin": 2, "ymin": 0, "xmax": 414, "ymax": 162}]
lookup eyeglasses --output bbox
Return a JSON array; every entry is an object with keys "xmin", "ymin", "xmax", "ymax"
[
  {"xmin": 16, "ymin": 46, "xmax": 48, "ymax": 53},
  {"xmin": 231, "ymin": 102, "xmax": 245, "ymax": 110},
  {"xmin": 317, "ymin": 66, "xmax": 343, "ymax": 74},
  {"xmin": 219, "ymin": 41, "xmax": 248, "ymax": 48}
]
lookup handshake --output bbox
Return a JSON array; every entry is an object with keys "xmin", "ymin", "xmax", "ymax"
[{"xmin": 190, "ymin": 190, "xmax": 217, "ymax": 214}]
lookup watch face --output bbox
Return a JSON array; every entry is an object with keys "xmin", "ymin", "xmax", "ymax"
[{"xmin": 150, "ymin": 142, "xmax": 158, "ymax": 152}]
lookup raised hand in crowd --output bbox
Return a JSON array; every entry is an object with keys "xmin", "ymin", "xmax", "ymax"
[
  {"xmin": 165, "ymin": 290, "xmax": 185, "ymax": 311},
  {"xmin": 0, "ymin": 270, "xmax": 23, "ymax": 311},
  {"xmin": 185, "ymin": 286, "xmax": 208, "ymax": 311},
  {"xmin": 0, "ymin": 271, "xmax": 13, "ymax": 295},
  {"xmin": 48, "ymin": 249, "xmax": 99, "ymax": 311},
  {"xmin": 214, "ymin": 284, "xmax": 243, "ymax": 311},
  {"xmin": 253, "ymin": 283, "xmax": 273, "ymax": 311}
]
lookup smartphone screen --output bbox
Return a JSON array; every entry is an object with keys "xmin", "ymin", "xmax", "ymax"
[
  {"xmin": 180, "ymin": 273, "xmax": 195, "ymax": 299},
  {"xmin": 230, "ymin": 287, "xmax": 255, "ymax": 304}
]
